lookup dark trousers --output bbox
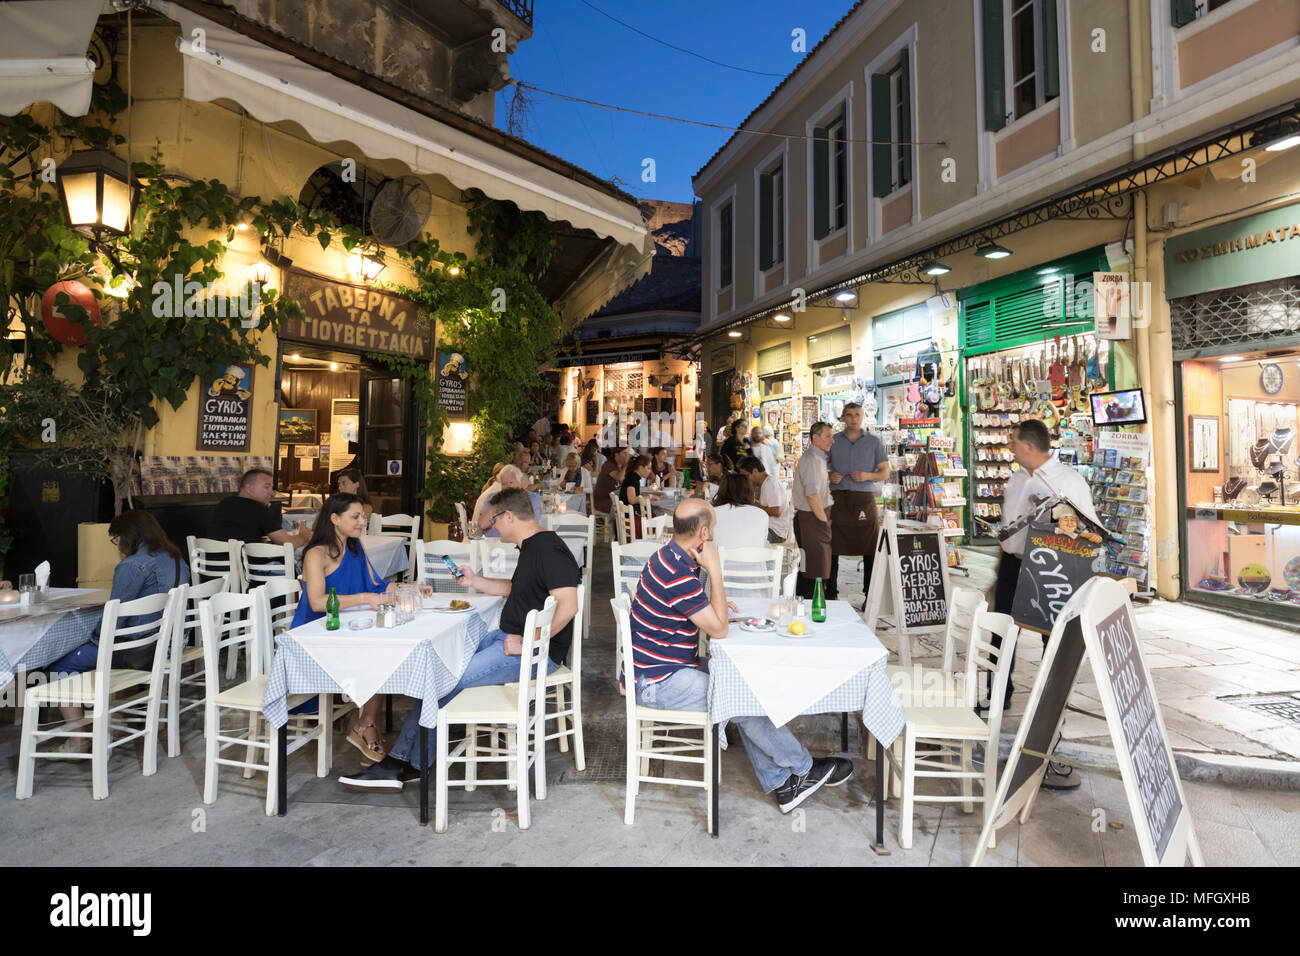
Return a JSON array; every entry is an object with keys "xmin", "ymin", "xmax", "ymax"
[
  {"xmin": 792, "ymin": 515, "xmax": 831, "ymax": 600},
  {"xmin": 989, "ymin": 551, "xmax": 1022, "ymax": 708}
]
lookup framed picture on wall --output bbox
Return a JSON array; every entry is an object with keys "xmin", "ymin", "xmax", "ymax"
[{"xmin": 1189, "ymin": 414, "xmax": 1219, "ymax": 473}]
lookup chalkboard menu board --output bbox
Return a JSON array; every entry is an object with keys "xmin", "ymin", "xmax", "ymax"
[
  {"xmin": 196, "ymin": 364, "xmax": 254, "ymax": 452},
  {"xmin": 896, "ymin": 531, "xmax": 947, "ymax": 629},
  {"xmin": 643, "ymin": 397, "xmax": 659, "ymax": 415},
  {"xmin": 586, "ymin": 400, "xmax": 599, "ymax": 426},
  {"xmin": 1095, "ymin": 601, "xmax": 1182, "ymax": 860},
  {"xmin": 1011, "ymin": 520, "xmax": 1102, "ymax": 635}
]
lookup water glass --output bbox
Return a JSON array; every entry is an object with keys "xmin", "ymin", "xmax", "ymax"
[
  {"xmin": 18, "ymin": 574, "xmax": 36, "ymax": 594},
  {"xmin": 397, "ymin": 584, "xmax": 418, "ymax": 623}
]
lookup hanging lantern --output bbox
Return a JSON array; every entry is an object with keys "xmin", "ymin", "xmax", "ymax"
[
  {"xmin": 56, "ymin": 150, "xmax": 137, "ymax": 239},
  {"xmin": 41, "ymin": 280, "xmax": 100, "ymax": 345}
]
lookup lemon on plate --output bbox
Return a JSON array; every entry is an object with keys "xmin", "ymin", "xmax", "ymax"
[{"xmin": 788, "ymin": 620, "xmax": 806, "ymax": 636}]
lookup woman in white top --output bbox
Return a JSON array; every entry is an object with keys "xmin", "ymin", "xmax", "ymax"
[
  {"xmin": 559, "ymin": 452, "xmax": 593, "ymax": 493},
  {"xmin": 709, "ymin": 473, "xmax": 769, "ymax": 550}
]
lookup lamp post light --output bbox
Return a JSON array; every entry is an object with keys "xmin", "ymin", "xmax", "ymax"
[{"xmin": 56, "ymin": 149, "xmax": 137, "ymax": 239}]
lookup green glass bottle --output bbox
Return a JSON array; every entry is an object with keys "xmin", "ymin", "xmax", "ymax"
[
  {"xmin": 811, "ymin": 578, "xmax": 827, "ymax": 623},
  {"xmin": 325, "ymin": 587, "xmax": 340, "ymax": 631},
  {"xmin": 682, "ymin": 468, "xmax": 692, "ymax": 492}
]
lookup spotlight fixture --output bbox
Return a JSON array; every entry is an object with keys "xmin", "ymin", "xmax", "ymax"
[
  {"xmin": 773, "ymin": 312, "xmax": 791, "ymax": 323},
  {"xmin": 920, "ymin": 259, "xmax": 951, "ymax": 276},
  {"xmin": 727, "ymin": 329, "xmax": 742, "ymax": 338},
  {"xmin": 976, "ymin": 242, "xmax": 1012, "ymax": 260},
  {"xmin": 1254, "ymin": 121, "xmax": 1300, "ymax": 152},
  {"xmin": 834, "ymin": 289, "xmax": 858, "ymax": 305},
  {"xmin": 1218, "ymin": 355, "xmax": 1244, "ymax": 363},
  {"xmin": 329, "ymin": 362, "xmax": 339, "ymax": 371}
]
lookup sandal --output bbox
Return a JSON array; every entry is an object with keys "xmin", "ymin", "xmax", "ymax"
[{"xmin": 347, "ymin": 723, "xmax": 387, "ymax": 765}]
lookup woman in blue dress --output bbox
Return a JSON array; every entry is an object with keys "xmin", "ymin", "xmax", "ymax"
[{"xmin": 291, "ymin": 493, "xmax": 398, "ymax": 763}]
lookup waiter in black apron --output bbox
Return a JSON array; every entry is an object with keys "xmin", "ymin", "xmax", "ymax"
[{"xmin": 827, "ymin": 402, "xmax": 890, "ymax": 603}]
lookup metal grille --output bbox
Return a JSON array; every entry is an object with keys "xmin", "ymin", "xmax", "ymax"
[
  {"xmin": 1170, "ymin": 277, "xmax": 1300, "ymax": 351},
  {"xmin": 1225, "ymin": 692, "xmax": 1300, "ymax": 727}
]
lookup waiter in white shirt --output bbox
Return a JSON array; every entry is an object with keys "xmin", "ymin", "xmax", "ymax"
[
  {"xmin": 791, "ymin": 422, "xmax": 835, "ymax": 599},
  {"xmin": 994, "ymin": 419, "xmax": 1100, "ymax": 792}
]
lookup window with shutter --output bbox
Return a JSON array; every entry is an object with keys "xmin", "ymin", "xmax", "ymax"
[
  {"xmin": 982, "ymin": 0, "xmax": 1006, "ymax": 131},
  {"xmin": 1005, "ymin": 0, "xmax": 1060, "ymax": 123},
  {"xmin": 871, "ymin": 72, "xmax": 892, "ymax": 198},
  {"xmin": 758, "ymin": 161, "xmax": 785, "ymax": 271},
  {"xmin": 813, "ymin": 103, "xmax": 848, "ymax": 239},
  {"xmin": 806, "ymin": 325, "xmax": 852, "ymax": 368},
  {"xmin": 719, "ymin": 203, "xmax": 733, "ymax": 289},
  {"xmin": 757, "ymin": 342, "xmax": 792, "ymax": 377}
]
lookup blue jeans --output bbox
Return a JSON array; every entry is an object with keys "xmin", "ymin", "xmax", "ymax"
[
  {"xmin": 49, "ymin": 641, "xmax": 99, "ymax": 678},
  {"xmin": 388, "ymin": 628, "xmax": 559, "ymax": 770},
  {"xmin": 636, "ymin": 666, "xmax": 812, "ymax": 793}
]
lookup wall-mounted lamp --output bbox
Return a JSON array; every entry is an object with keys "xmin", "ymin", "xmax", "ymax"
[{"xmin": 976, "ymin": 242, "xmax": 1012, "ymax": 260}]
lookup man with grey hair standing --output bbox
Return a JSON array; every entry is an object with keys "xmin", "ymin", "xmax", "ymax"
[
  {"xmin": 626, "ymin": 496, "xmax": 852, "ymax": 813},
  {"xmin": 791, "ymin": 422, "xmax": 835, "ymax": 599},
  {"xmin": 827, "ymin": 402, "xmax": 890, "ymax": 602}
]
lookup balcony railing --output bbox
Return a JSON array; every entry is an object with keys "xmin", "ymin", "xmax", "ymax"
[{"xmin": 496, "ymin": 0, "xmax": 534, "ymax": 25}]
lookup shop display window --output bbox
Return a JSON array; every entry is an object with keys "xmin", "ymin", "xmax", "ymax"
[{"xmin": 1182, "ymin": 351, "xmax": 1300, "ymax": 610}]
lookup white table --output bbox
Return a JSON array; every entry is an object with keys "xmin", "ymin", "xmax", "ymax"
[
  {"xmin": 263, "ymin": 594, "xmax": 504, "ymax": 824},
  {"xmin": 362, "ymin": 535, "xmax": 409, "ymax": 579},
  {"xmin": 0, "ymin": 588, "xmax": 110, "ymax": 690},
  {"xmin": 281, "ymin": 510, "xmax": 316, "ymax": 535},
  {"xmin": 706, "ymin": 596, "xmax": 905, "ymax": 841}
]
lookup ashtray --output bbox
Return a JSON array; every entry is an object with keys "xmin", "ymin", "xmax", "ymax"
[
  {"xmin": 346, "ymin": 618, "xmax": 374, "ymax": 631},
  {"xmin": 738, "ymin": 617, "xmax": 776, "ymax": 632}
]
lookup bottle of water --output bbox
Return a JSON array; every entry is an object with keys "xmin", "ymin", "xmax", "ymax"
[{"xmin": 325, "ymin": 587, "xmax": 340, "ymax": 630}]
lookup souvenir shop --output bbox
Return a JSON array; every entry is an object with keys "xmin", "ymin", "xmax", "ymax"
[
  {"xmin": 1169, "ymin": 200, "xmax": 1300, "ymax": 623},
  {"xmin": 957, "ymin": 247, "xmax": 1124, "ymax": 547}
]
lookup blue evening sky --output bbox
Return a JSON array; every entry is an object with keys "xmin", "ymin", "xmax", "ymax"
[{"xmin": 496, "ymin": 0, "xmax": 856, "ymax": 203}]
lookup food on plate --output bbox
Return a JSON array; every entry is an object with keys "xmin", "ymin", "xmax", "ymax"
[{"xmin": 448, "ymin": 599, "xmax": 470, "ymax": 610}]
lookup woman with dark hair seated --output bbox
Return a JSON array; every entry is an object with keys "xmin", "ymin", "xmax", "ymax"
[
  {"xmin": 291, "ymin": 493, "xmax": 405, "ymax": 763},
  {"xmin": 620, "ymin": 454, "xmax": 663, "ymax": 538},
  {"xmin": 335, "ymin": 468, "xmax": 374, "ymax": 522},
  {"xmin": 649, "ymin": 446, "xmax": 676, "ymax": 487},
  {"xmin": 710, "ymin": 472, "xmax": 769, "ymax": 550},
  {"xmin": 47, "ymin": 509, "xmax": 191, "ymax": 740}
]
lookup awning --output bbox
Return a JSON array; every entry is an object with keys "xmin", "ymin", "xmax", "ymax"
[
  {"xmin": 163, "ymin": 2, "xmax": 650, "ymax": 253},
  {"xmin": 0, "ymin": 0, "xmax": 101, "ymax": 117}
]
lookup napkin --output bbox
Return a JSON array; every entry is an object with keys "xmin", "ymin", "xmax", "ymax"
[{"xmin": 35, "ymin": 561, "xmax": 50, "ymax": 592}]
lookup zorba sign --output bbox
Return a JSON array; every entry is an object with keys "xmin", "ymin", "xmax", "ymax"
[{"xmin": 282, "ymin": 271, "xmax": 431, "ymax": 359}]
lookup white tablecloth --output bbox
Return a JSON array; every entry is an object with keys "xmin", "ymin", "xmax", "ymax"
[
  {"xmin": 281, "ymin": 510, "xmax": 316, "ymax": 535},
  {"xmin": 262, "ymin": 596, "xmax": 504, "ymax": 730},
  {"xmin": 709, "ymin": 597, "xmax": 905, "ymax": 747},
  {"xmin": 361, "ymin": 535, "xmax": 409, "ymax": 579},
  {"xmin": 0, "ymin": 589, "xmax": 109, "ymax": 688}
]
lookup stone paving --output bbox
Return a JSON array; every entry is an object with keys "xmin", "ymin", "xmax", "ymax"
[{"xmin": 1, "ymin": 540, "xmax": 1297, "ymax": 867}]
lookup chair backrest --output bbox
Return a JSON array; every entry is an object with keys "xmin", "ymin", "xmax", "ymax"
[
  {"xmin": 718, "ymin": 545, "xmax": 783, "ymax": 598},
  {"xmin": 565, "ymin": 582, "xmax": 586, "ymax": 669},
  {"xmin": 454, "ymin": 501, "xmax": 470, "ymax": 532},
  {"xmin": 547, "ymin": 514, "xmax": 595, "ymax": 569},
  {"xmin": 640, "ymin": 514, "xmax": 669, "ymax": 541},
  {"xmin": 97, "ymin": 587, "xmax": 184, "ymax": 685},
  {"xmin": 198, "ymin": 588, "xmax": 272, "ymax": 695},
  {"xmin": 942, "ymin": 587, "xmax": 988, "ymax": 674},
  {"xmin": 610, "ymin": 540, "xmax": 659, "ymax": 601},
  {"xmin": 417, "ymin": 539, "xmax": 477, "ymax": 594},
  {"xmin": 241, "ymin": 540, "xmax": 295, "ymax": 589},
  {"xmin": 171, "ymin": 574, "xmax": 230, "ymax": 664},
  {"xmin": 260, "ymin": 577, "xmax": 300, "ymax": 672},
  {"xmin": 370, "ymin": 512, "xmax": 420, "ymax": 541},
  {"xmin": 612, "ymin": 593, "xmax": 637, "ymax": 723},
  {"xmin": 188, "ymin": 536, "xmax": 244, "ymax": 592},
  {"xmin": 965, "ymin": 608, "xmax": 1020, "ymax": 731},
  {"xmin": 478, "ymin": 539, "xmax": 520, "ymax": 579},
  {"xmin": 613, "ymin": 499, "xmax": 634, "ymax": 545},
  {"xmin": 513, "ymin": 595, "xmax": 558, "ymax": 730}
]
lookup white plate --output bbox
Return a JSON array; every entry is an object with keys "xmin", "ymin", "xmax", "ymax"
[
  {"xmin": 781, "ymin": 627, "xmax": 813, "ymax": 639},
  {"xmin": 427, "ymin": 603, "xmax": 473, "ymax": 614},
  {"xmin": 738, "ymin": 618, "xmax": 776, "ymax": 633}
]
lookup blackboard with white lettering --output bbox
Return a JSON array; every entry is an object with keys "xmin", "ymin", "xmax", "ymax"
[
  {"xmin": 1096, "ymin": 600, "xmax": 1182, "ymax": 861},
  {"xmin": 896, "ymin": 531, "xmax": 947, "ymax": 630},
  {"xmin": 196, "ymin": 364, "xmax": 253, "ymax": 452},
  {"xmin": 1012, "ymin": 520, "xmax": 1102, "ymax": 635}
]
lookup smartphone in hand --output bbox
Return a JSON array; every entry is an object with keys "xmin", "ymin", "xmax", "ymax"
[{"xmin": 441, "ymin": 555, "xmax": 464, "ymax": 580}]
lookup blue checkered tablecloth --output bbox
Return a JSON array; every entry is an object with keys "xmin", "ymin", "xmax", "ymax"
[
  {"xmin": 262, "ymin": 604, "xmax": 497, "ymax": 731},
  {"xmin": 0, "ymin": 607, "xmax": 100, "ymax": 692},
  {"xmin": 707, "ymin": 618, "xmax": 905, "ymax": 750}
]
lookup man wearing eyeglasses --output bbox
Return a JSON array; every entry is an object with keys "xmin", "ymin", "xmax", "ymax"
[{"xmin": 342, "ymin": 488, "xmax": 580, "ymax": 790}]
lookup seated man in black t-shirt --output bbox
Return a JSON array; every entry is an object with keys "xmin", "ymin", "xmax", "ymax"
[
  {"xmin": 341, "ymin": 487, "xmax": 580, "ymax": 790},
  {"xmin": 209, "ymin": 468, "xmax": 311, "ymax": 549}
]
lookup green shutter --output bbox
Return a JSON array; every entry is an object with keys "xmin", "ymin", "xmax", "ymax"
[
  {"xmin": 871, "ymin": 72, "xmax": 892, "ymax": 198},
  {"xmin": 982, "ymin": 0, "xmax": 1006, "ymax": 132},
  {"xmin": 898, "ymin": 47, "xmax": 912, "ymax": 187},
  {"xmin": 1171, "ymin": 0, "xmax": 1197, "ymax": 28},
  {"xmin": 1041, "ymin": 0, "xmax": 1059, "ymax": 100},
  {"xmin": 813, "ymin": 126, "xmax": 829, "ymax": 239},
  {"xmin": 759, "ymin": 172, "xmax": 773, "ymax": 271},
  {"xmin": 807, "ymin": 325, "xmax": 852, "ymax": 368},
  {"xmin": 757, "ymin": 342, "xmax": 792, "ymax": 377}
]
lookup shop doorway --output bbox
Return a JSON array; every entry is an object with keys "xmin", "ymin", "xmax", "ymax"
[{"xmin": 275, "ymin": 347, "xmax": 423, "ymax": 516}]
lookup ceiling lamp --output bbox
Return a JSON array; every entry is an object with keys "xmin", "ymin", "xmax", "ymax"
[
  {"xmin": 976, "ymin": 241, "xmax": 1012, "ymax": 260},
  {"xmin": 920, "ymin": 259, "xmax": 951, "ymax": 276},
  {"xmin": 727, "ymin": 329, "xmax": 742, "ymax": 338},
  {"xmin": 773, "ymin": 312, "xmax": 791, "ymax": 322},
  {"xmin": 57, "ymin": 149, "xmax": 137, "ymax": 239},
  {"xmin": 1255, "ymin": 121, "xmax": 1300, "ymax": 152},
  {"xmin": 833, "ymin": 289, "xmax": 857, "ymax": 306}
]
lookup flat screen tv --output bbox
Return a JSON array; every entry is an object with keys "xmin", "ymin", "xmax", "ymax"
[{"xmin": 1090, "ymin": 388, "xmax": 1147, "ymax": 426}]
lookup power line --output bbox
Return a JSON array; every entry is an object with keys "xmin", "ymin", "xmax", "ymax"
[
  {"xmin": 578, "ymin": 0, "xmax": 786, "ymax": 77},
  {"xmin": 509, "ymin": 80, "xmax": 948, "ymax": 148}
]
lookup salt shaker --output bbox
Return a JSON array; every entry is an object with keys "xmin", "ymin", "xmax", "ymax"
[
  {"xmin": 375, "ymin": 606, "xmax": 387, "ymax": 629},
  {"xmin": 382, "ymin": 604, "xmax": 397, "ymax": 629}
]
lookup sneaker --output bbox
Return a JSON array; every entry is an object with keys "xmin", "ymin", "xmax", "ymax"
[
  {"xmin": 338, "ymin": 757, "xmax": 424, "ymax": 792},
  {"xmin": 1041, "ymin": 761, "xmax": 1081, "ymax": 790},
  {"xmin": 823, "ymin": 756, "xmax": 854, "ymax": 787},
  {"xmin": 772, "ymin": 758, "xmax": 836, "ymax": 814}
]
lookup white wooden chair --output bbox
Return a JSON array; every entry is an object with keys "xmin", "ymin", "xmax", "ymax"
[
  {"xmin": 17, "ymin": 587, "xmax": 184, "ymax": 800},
  {"xmin": 416, "ymin": 539, "xmax": 477, "ymax": 595},
  {"xmin": 718, "ymin": 545, "xmax": 783, "ymax": 598},
  {"xmin": 612, "ymin": 594, "xmax": 713, "ymax": 831},
  {"xmin": 547, "ymin": 513, "xmax": 594, "ymax": 642},
  {"xmin": 240, "ymin": 541, "xmax": 295, "ymax": 590},
  {"xmin": 885, "ymin": 587, "xmax": 986, "ymax": 708},
  {"xmin": 588, "ymin": 491, "xmax": 608, "ymax": 543},
  {"xmin": 883, "ymin": 608, "xmax": 1020, "ymax": 849},
  {"xmin": 477, "ymin": 539, "xmax": 520, "ymax": 580},
  {"xmin": 164, "ymin": 575, "xmax": 229, "ymax": 758},
  {"xmin": 187, "ymin": 536, "xmax": 244, "ymax": 592},
  {"xmin": 507, "ymin": 583, "xmax": 586, "ymax": 771},
  {"xmin": 435, "ymin": 597, "xmax": 557, "ymax": 832},
  {"xmin": 369, "ymin": 513, "xmax": 421, "ymax": 582},
  {"xmin": 198, "ymin": 589, "xmax": 329, "ymax": 815},
  {"xmin": 454, "ymin": 501, "xmax": 470, "ymax": 537},
  {"xmin": 641, "ymin": 514, "xmax": 670, "ymax": 541}
]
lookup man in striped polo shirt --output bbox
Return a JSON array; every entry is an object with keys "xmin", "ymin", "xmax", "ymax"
[{"xmin": 627, "ymin": 497, "xmax": 852, "ymax": 814}]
